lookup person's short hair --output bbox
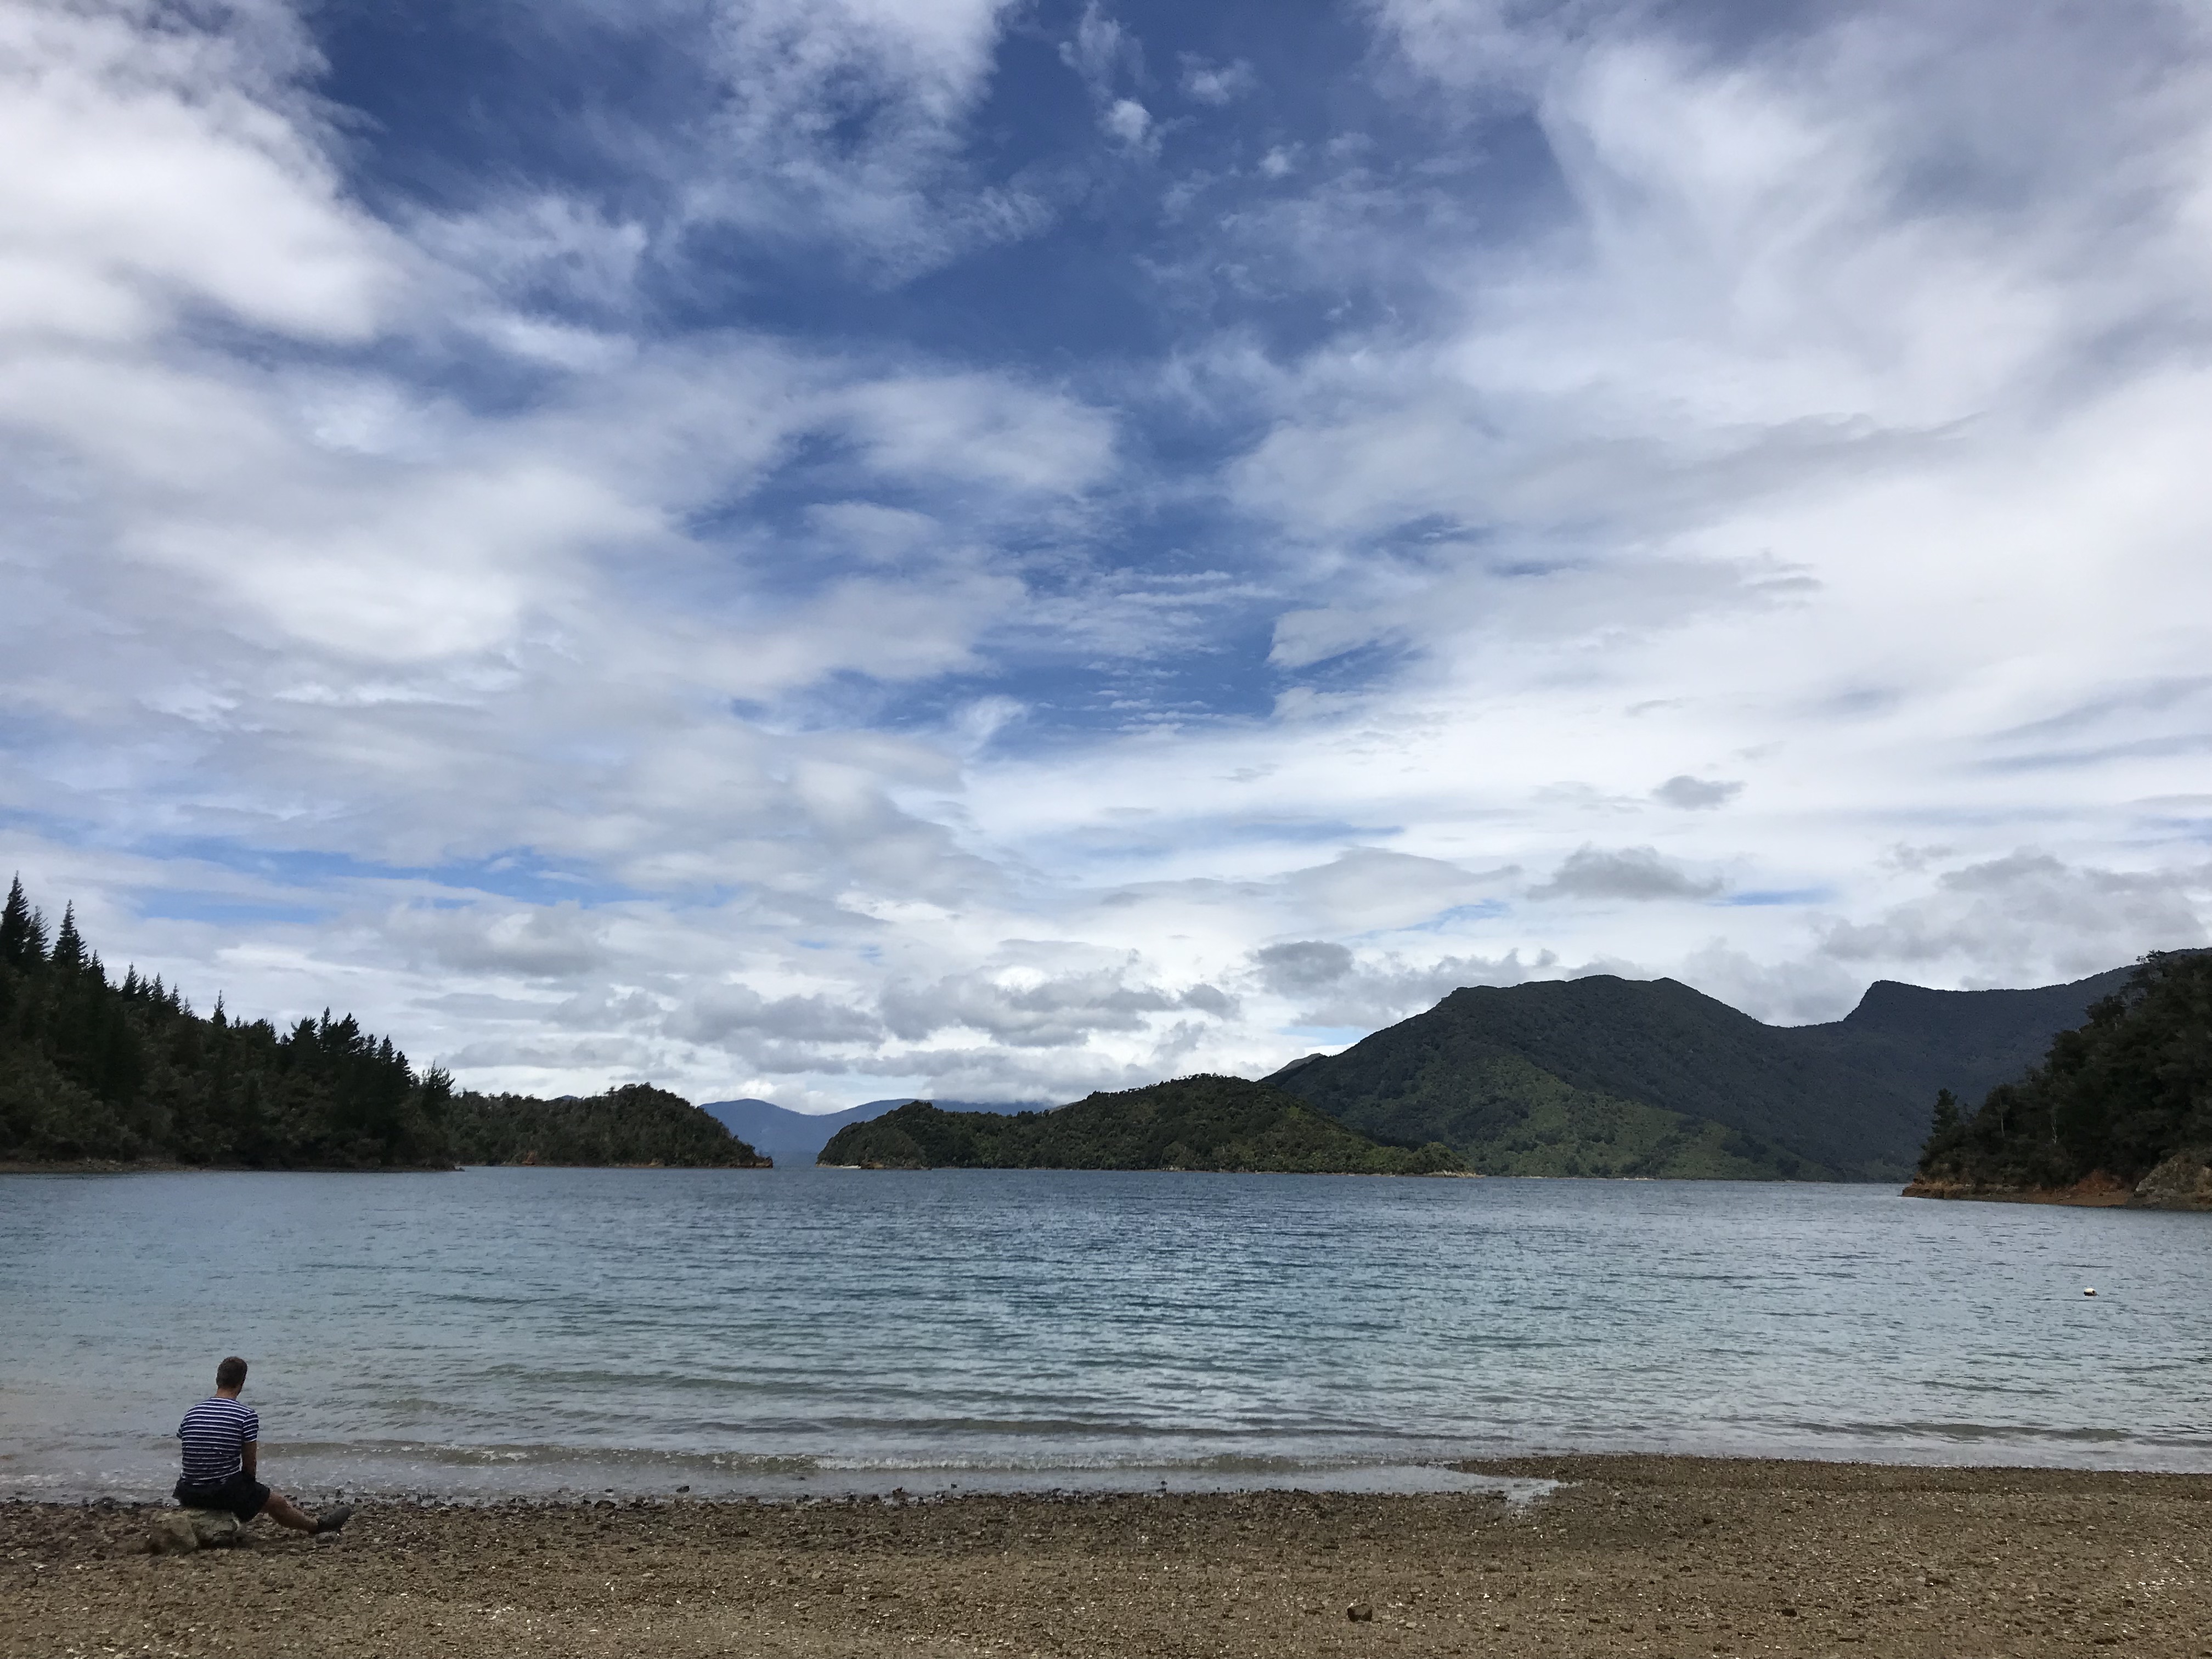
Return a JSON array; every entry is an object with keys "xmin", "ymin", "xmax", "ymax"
[{"xmin": 215, "ymin": 1356, "xmax": 248, "ymax": 1390}]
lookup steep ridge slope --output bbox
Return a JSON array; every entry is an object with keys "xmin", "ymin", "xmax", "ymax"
[
  {"xmin": 1786, "ymin": 968, "xmax": 2132, "ymax": 1111},
  {"xmin": 1268, "ymin": 967, "xmax": 2135, "ymax": 1181}
]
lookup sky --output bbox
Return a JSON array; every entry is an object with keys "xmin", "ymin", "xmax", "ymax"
[{"xmin": 4, "ymin": 0, "xmax": 2210, "ymax": 1111}]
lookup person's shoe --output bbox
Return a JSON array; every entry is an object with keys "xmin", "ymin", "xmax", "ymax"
[{"xmin": 313, "ymin": 1504, "xmax": 355, "ymax": 1534}]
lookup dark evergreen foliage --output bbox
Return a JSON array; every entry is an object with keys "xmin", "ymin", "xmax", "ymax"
[
  {"xmin": 1915, "ymin": 951, "xmax": 2212, "ymax": 1189},
  {"xmin": 819, "ymin": 1075, "xmax": 1465, "ymax": 1174},
  {"xmin": 0, "ymin": 879, "xmax": 762, "ymax": 1170},
  {"xmin": 1, "ymin": 876, "xmax": 48, "ymax": 969},
  {"xmin": 447, "ymin": 1084, "xmax": 767, "ymax": 1167}
]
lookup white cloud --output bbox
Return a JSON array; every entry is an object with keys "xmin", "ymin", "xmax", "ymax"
[
  {"xmin": 1278, "ymin": 848, "xmax": 1504, "ymax": 932},
  {"xmin": 1248, "ymin": 939, "xmax": 1562, "ymax": 1030},
  {"xmin": 1180, "ymin": 56, "xmax": 1255, "ymax": 106},
  {"xmin": 1532, "ymin": 847, "xmax": 1724, "ymax": 902},
  {"xmin": 881, "ymin": 958, "xmax": 1232, "ymax": 1048},
  {"xmin": 840, "ymin": 373, "xmax": 1118, "ymax": 494},
  {"xmin": 0, "ymin": 0, "xmax": 399, "ymax": 345},
  {"xmin": 386, "ymin": 902, "xmax": 614, "ymax": 979},
  {"xmin": 1654, "ymin": 775, "xmax": 1743, "ymax": 810},
  {"xmin": 1060, "ymin": 2, "xmax": 1138, "ymax": 94},
  {"xmin": 672, "ymin": 981, "xmax": 884, "ymax": 1046},
  {"xmin": 1102, "ymin": 97, "xmax": 1154, "ymax": 154},
  {"xmin": 1820, "ymin": 851, "xmax": 2211, "ymax": 982},
  {"xmin": 687, "ymin": 0, "xmax": 1037, "ymax": 274},
  {"xmin": 3, "ymin": 0, "xmax": 2210, "ymax": 1116},
  {"xmin": 408, "ymin": 195, "xmax": 650, "ymax": 318},
  {"xmin": 1060, "ymin": 4, "xmax": 1160, "ymax": 159}
]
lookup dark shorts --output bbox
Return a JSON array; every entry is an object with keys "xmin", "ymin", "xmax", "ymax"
[{"xmin": 173, "ymin": 1470, "xmax": 269, "ymax": 1521}]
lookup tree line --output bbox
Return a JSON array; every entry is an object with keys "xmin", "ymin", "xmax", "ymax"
[
  {"xmin": 1916, "ymin": 950, "xmax": 2210, "ymax": 1190},
  {"xmin": 821, "ymin": 1075, "xmax": 1466, "ymax": 1173},
  {"xmin": 0, "ymin": 878, "xmax": 761, "ymax": 1169}
]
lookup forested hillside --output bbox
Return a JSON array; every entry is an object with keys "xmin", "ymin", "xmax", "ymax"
[
  {"xmin": 0, "ymin": 879, "xmax": 762, "ymax": 1170},
  {"xmin": 1912, "ymin": 951, "xmax": 2211, "ymax": 1201},
  {"xmin": 820, "ymin": 1075, "xmax": 1464, "ymax": 1173},
  {"xmin": 1268, "ymin": 968, "xmax": 2136, "ymax": 1181},
  {"xmin": 450, "ymin": 1085, "xmax": 763, "ymax": 1167}
]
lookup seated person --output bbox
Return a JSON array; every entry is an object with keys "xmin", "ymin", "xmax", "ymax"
[{"xmin": 174, "ymin": 1356, "xmax": 351, "ymax": 1535}]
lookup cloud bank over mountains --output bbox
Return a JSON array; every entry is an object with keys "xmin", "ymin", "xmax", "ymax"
[{"xmin": 2, "ymin": 0, "xmax": 2208, "ymax": 1107}]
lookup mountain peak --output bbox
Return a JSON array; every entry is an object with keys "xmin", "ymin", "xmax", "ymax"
[{"xmin": 1271, "ymin": 964, "xmax": 2140, "ymax": 1181}]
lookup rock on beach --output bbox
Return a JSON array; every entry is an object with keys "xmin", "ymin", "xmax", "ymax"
[
  {"xmin": 2129, "ymin": 1151, "xmax": 2212, "ymax": 1211},
  {"xmin": 144, "ymin": 1509, "xmax": 243, "ymax": 1554}
]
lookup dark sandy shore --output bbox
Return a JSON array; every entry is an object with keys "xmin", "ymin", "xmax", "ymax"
[{"xmin": 3, "ymin": 1456, "xmax": 2206, "ymax": 1658}]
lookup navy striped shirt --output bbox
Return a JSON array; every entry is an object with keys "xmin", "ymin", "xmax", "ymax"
[{"xmin": 177, "ymin": 1396, "xmax": 259, "ymax": 1483}]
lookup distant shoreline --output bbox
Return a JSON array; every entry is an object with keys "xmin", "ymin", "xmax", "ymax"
[
  {"xmin": 1904, "ymin": 1152, "xmax": 2212, "ymax": 1211},
  {"xmin": 0, "ymin": 1158, "xmax": 450, "ymax": 1175},
  {"xmin": 2, "ymin": 1159, "xmax": 1916, "ymax": 1181},
  {"xmin": 0, "ymin": 1159, "xmax": 778, "ymax": 1175},
  {"xmin": 1903, "ymin": 1175, "xmax": 2134, "ymax": 1207}
]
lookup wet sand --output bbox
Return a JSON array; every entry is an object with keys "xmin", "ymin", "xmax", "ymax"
[{"xmin": 3, "ymin": 1456, "xmax": 2205, "ymax": 1658}]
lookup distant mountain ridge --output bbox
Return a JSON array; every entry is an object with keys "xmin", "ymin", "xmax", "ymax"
[
  {"xmin": 817, "ymin": 1076, "xmax": 1463, "ymax": 1174},
  {"xmin": 700, "ymin": 1096, "xmax": 1038, "ymax": 1168},
  {"xmin": 1267, "ymin": 966, "xmax": 2137, "ymax": 1181}
]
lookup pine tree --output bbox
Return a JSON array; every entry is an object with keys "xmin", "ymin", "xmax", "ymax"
[
  {"xmin": 1919, "ymin": 1087, "xmax": 1965, "ymax": 1168},
  {"xmin": 51, "ymin": 904, "xmax": 86, "ymax": 974},
  {"xmin": 1914, "ymin": 951, "xmax": 2212, "ymax": 1188},
  {"xmin": 0, "ymin": 876, "xmax": 749, "ymax": 1170},
  {"xmin": 0, "ymin": 876, "xmax": 47, "ymax": 968}
]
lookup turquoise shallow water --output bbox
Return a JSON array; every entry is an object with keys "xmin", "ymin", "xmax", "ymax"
[{"xmin": 1, "ymin": 1168, "xmax": 2206, "ymax": 1500}]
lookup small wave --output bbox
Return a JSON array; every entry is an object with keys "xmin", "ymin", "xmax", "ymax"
[
  {"xmin": 1776, "ymin": 1418, "xmax": 2204, "ymax": 1449},
  {"xmin": 12, "ymin": 1435, "xmax": 1541, "ymax": 1503},
  {"xmin": 278, "ymin": 1440, "xmax": 827, "ymax": 1475}
]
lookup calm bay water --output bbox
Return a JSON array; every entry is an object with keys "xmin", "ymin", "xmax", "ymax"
[{"xmin": 1, "ymin": 1168, "xmax": 2206, "ymax": 1501}]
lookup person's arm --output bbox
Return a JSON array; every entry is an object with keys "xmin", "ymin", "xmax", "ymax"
[{"xmin": 242, "ymin": 1442, "xmax": 258, "ymax": 1480}]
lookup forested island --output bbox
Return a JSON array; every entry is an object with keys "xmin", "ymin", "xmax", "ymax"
[
  {"xmin": 819, "ymin": 1075, "xmax": 1465, "ymax": 1173},
  {"xmin": 0, "ymin": 879, "xmax": 764, "ymax": 1170},
  {"xmin": 1908, "ymin": 950, "xmax": 2211, "ymax": 1208}
]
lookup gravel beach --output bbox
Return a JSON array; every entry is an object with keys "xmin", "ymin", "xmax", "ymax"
[{"xmin": 4, "ymin": 1456, "xmax": 2205, "ymax": 1658}]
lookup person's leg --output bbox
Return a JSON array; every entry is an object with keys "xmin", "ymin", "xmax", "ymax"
[{"xmin": 258, "ymin": 1489, "xmax": 318, "ymax": 1532}]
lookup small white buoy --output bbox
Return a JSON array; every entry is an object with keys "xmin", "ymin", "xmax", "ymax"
[{"xmin": 2083, "ymin": 1287, "xmax": 2097, "ymax": 1297}]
